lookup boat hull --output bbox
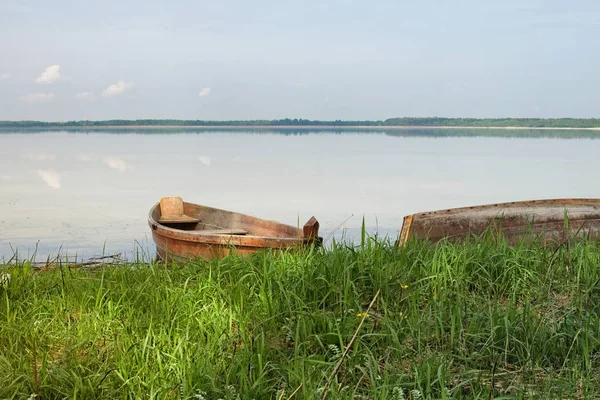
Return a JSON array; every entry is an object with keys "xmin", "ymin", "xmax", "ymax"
[
  {"xmin": 398, "ymin": 198, "xmax": 600, "ymax": 245},
  {"xmin": 149, "ymin": 201, "xmax": 319, "ymax": 261},
  {"xmin": 151, "ymin": 230, "xmax": 309, "ymax": 261}
]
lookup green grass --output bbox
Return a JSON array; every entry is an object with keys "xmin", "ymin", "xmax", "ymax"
[{"xmin": 2, "ymin": 235, "xmax": 600, "ymax": 399}]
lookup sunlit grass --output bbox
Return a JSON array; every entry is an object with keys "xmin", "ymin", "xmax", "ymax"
[{"xmin": 1, "ymin": 233, "xmax": 600, "ymax": 399}]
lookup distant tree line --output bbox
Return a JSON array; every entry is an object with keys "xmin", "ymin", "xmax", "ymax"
[
  {"xmin": 383, "ymin": 118, "xmax": 600, "ymax": 128},
  {"xmin": 0, "ymin": 119, "xmax": 381, "ymax": 127},
  {"xmin": 1, "ymin": 118, "xmax": 600, "ymax": 128}
]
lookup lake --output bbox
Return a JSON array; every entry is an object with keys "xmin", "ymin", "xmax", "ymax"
[{"xmin": 1, "ymin": 128, "xmax": 599, "ymax": 261}]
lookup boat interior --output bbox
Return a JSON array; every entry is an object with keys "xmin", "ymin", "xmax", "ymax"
[{"xmin": 152, "ymin": 197, "xmax": 304, "ymax": 238}]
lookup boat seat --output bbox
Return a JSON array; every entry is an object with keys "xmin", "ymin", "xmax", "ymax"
[{"xmin": 158, "ymin": 196, "xmax": 200, "ymax": 224}]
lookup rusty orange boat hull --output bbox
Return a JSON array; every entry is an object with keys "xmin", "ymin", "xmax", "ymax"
[
  {"xmin": 148, "ymin": 201, "xmax": 320, "ymax": 261},
  {"xmin": 398, "ymin": 198, "xmax": 600, "ymax": 245}
]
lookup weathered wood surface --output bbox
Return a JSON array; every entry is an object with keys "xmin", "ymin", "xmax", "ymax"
[
  {"xmin": 157, "ymin": 197, "xmax": 200, "ymax": 224},
  {"xmin": 149, "ymin": 200, "xmax": 321, "ymax": 261},
  {"xmin": 303, "ymin": 217, "xmax": 320, "ymax": 239},
  {"xmin": 191, "ymin": 228, "xmax": 248, "ymax": 235},
  {"xmin": 398, "ymin": 198, "xmax": 600, "ymax": 245}
]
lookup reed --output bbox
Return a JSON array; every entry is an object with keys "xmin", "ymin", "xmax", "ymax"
[{"xmin": 1, "ymin": 233, "xmax": 600, "ymax": 399}]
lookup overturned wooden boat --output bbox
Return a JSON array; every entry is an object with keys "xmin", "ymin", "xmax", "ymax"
[
  {"xmin": 398, "ymin": 198, "xmax": 600, "ymax": 245},
  {"xmin": 149, "ymin": 197, "xmax": 321, "ymax": 261}
]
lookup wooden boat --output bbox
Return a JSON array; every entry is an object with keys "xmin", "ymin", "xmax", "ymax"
[
  {"xmin": 398, "ymin": 198, "xmax": 600, "ymax": 245},
  {"xmin": 148, "ymin": 197, "xmax": 321, "ymax": 261}
]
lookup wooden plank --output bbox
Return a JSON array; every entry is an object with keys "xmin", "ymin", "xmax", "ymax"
[
  {"xmin": 303, "ymin": 216, "xmax": 320, "ymax": 239},
  {"xmin": 159, "ymin": 197, "xmax": 200, "ymax": 223},
  {"xmin": 193, "ymin": 229, "xmax": 248, "ymax": 235},
  {"xmin": 158, "ymin": 215, "xmax": 200, "ymax": 224}
]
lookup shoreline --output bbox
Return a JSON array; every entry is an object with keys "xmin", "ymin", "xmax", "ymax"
[{"xmin": 3, "ymin": 125, "xmax": 600, "ymax": 130}]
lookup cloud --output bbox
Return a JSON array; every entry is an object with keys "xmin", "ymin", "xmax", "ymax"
[
  {"xmin": 102, "ymin": 81, "xmax": 134, "ymax": 97},
  {"xmin": 198, "ymin": 87, "xmax": 211, "ymax": 97},
  {"xmin": 35, "ymin": 65, "xmax": 60, "ymax": 84},
  {"xmin": 103, "ymin": 156, "xmax": 130, "ymax": 172},
  {"xmin": 37, "ymin": 170, "xmax": 61, "ymax": 189},
  {"xmin": 0, "ymin": 73, "xmax": 9, "ymax": 80},
  {"xmin": 21, "ymin": 151, "xmax": 55, "ymax": 161},
  {"xmin": 198, "ymin": 155, "xmax": 211, "ymax": 166},
  {"xmin": 75, "ymin": 91, "xmax": 96, "ymax": 101},
  {"xmin": 20, "ymin": 92, "xmax": 55, "ymax": 104},
  {"xmin": 0, "ymin": 175, "xmax": 12, "ymax": 181}
]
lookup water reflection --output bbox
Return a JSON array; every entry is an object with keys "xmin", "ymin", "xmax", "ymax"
[
  {"xmin": 103, "ymin": 156, "xmax": 131, "ymax": 172},
  {"xmin": 197, "ymin": 155, "xmax": 211, "ymax": 166},
  {"xmin": 1, "ymin": 129, "xmax": 600, "ymax": 261},
  {"xmin": 416, "ymin": 180, "xmax": 465, "ymax": 194},
  {"xmin": 4, "ymin": 127, "xmax": 600, "ymax": 139},
  {"xmin": 76, "ymin": 153, "xmax": 93, "ymax": 162},
  {"xmin": 37, "ymin": 169, "xmax": 61, "ymax": 189},
  {"xmin": 21, "ymin": 151, "xmax": 55, "ymax": 161}
]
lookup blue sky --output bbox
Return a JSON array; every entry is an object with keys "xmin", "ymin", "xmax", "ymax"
[{"xmin": 0, "ymin": 0, "xmax": 599, "ymax": 120}]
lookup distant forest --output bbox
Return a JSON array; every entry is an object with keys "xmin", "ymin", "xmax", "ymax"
[{"xmin": 1, "ymin": 118, "xmax": 600, "ymax": 128}]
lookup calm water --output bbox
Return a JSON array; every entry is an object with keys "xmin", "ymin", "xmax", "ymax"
[{"xmin": 1, "ymin": 129, "xmax": 600, "ymax": 261}]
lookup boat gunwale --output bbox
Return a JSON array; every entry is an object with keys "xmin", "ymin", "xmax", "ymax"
[{"xmin": 408, "ymin": 198, "xmax": 600, "ymax": 220}]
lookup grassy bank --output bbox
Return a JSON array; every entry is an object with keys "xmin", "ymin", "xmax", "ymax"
[{"xmin": 1, "ymin": 236, "xmax": 600, "ymax": 399}]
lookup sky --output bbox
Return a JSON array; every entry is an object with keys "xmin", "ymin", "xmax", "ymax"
[{"xmin": 0, "ymin": 0, "xmax": 599, "ymax": 121}]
